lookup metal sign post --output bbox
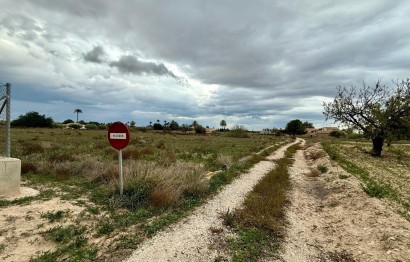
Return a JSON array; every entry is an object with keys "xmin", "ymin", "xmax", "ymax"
[
  {"xmin": 118, "ymin": 149, "xmax": 123, "ymax": 196},
  {"xmin": 108, "ymin": 122, "xmax": 130, "ymax": 197},
  {"xmin": 5, "ymin": 83, "xmax": 10, "ymax": 157}
]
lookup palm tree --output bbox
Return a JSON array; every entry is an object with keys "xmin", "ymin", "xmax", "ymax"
[
  {"xmin": 220, "ymin": 120, "xmax": 227, "ymax": 130},
  {"xmin": 74, "ymin": 109, "xmax": 82, "ymax": 123}
]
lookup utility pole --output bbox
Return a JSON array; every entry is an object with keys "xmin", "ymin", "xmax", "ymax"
[{"xmin": 5, "ymin": 83, "xmax": 10, "ymax": 157}]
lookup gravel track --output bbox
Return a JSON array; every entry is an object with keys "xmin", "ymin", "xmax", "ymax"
[{"xmin": 125, "ymin": 139, "xmax": 301, "ymax": 262}]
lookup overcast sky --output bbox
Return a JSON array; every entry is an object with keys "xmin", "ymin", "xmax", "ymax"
[{"xmin": 1, "ymin": 0, "xmax": 410, "ymax": 130}]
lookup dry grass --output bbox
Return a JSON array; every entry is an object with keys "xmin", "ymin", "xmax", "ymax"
[
  {"xmin": 123, "ymin": 160, "xmax": 207, "ymax": 207},
  {"xmin": 305, "ymin": 168, "xmax": 321, "ymax": 177},
  {"xmin": 305, "ymin": 150, "xmax": 325, "ymax": 160}
]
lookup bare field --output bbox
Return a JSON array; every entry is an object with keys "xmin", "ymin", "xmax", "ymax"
[{"xmin": 0, "ymin": 128, "xmax": 286, "ymax": 261}]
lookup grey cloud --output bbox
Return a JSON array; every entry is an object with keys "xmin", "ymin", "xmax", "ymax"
[
  {"xmin": 2, "ymin": 0, "xmax": 410, "ymax": 129},
  {"xmin": 109, "ymin": 55, "xmax": 176, "ymax": 78},
  {"xmin": 83, "ymin": 46, "xmax": 106, "ymax": 64}
]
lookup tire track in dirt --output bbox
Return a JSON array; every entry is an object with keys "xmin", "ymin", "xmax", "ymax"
[
  {"xmin": 125, "ymin": 139, "xmax": 301, "ymax": 262},
  {"xmin": 273, "ymin": 141, "xmax": 410, "ymax": 262}
]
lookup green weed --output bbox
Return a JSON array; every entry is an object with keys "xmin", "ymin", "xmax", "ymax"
[
  {"xmin": 41, "ymin": 210, "xmax": 65, "ymax": 222},
  {"xmin": 97, "ymin": 222, "xmax": 115, "ymax": 235},
  {"xmin": 227, "ymin": 228, "xmax": 278, "ymax": 262},
  {"xmin": 317, "ymin": 165, "xmax": 328, "ymax": 173}
]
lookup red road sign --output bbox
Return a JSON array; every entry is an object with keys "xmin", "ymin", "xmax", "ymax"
[{"xmin": 108, "ymin": 122, "xmax": 130, "ymax": 150}]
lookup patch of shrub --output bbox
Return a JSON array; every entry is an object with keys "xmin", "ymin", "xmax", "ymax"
[
  {"xmin": 97, "ymin": 222, "xmax": 115, "ymax": 235},
  {"xmin": 317, "ymin": 165, "xmax": 328, "ymax": 173},
  {"xmin": 41, "ymin": 210, "xmax": 65, "ymax": 222},
  {"xmin": 52, "ymin": 123, "xmax": 64, "ymax": 129},
  {"xmin": 22, "ymin": 142, "xmax": 44, "ymax": 154},
  {"xmin": 122, "ymin": 148, "xmax": 141, "ymax": 160},
  {"xmin": 11, "ymin": 111, "xmax": 53, "ymax": 128},
  {"xmin": 62, "ymin": 119, "xmax": 74, "ymax": 124},
  {"xmin": 306, "ymin": 168, "xmax": 321, "ymax": 177},
  {"xmin": 361, "ymin": 182, "xmax": 389, "ymax": 198},
  {"xmin": 194, "ymin": 125, "xmax": 206, "ymax": 134},
  {"xmin": 156, "ymin": 140, "xmax": 166, "ymax": 149},
  {"xmin": 68, "ymin": 123, "xmax": 83, "ymax": 129},
  {"xmin": 306, "ymin": 150, "xmax": 325, "ymax": 160},
  {"xmin": 329, "ymin": 130, "xmax": 346, "ymax": 138},
  {"xmin": 227, "ymin": 125, "xmax": 249, "ymax": 138},
  {"xmin": 21, "ymin": 162, "xmax": 38, "ymax": 174},
  {"xmin": 47, "ymin": 225, "xmax": 86, "ymax": 245},
  {"xmin": 85, "ymin": 124, "xmax": 98, "ymax": 130},
  {"xmin": 48, "ymin": 154, "xmax": 76, "ymax": 163}
]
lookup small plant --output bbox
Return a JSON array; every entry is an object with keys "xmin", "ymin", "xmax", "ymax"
[
  {"xmin": 307, "ymin": 151, "xmax": 325, "ymax": 160},
  {"xmin": 0, "ymin": 243, "xmax": 5, "ymax": 253},
  {"xmin": 361, "ymin": 182, "xmax": 388, "ymax": 198},
  {"xmin": 97, "ymin": 222, "xmax": 115, "ymax": 235},
  {"xmin": 222, "ymin": 209, "xmax": 236, "ymax": 228},
  {"xmin": 41, "ymin": 210, "xmax": 65, "ymax": 222},
  {"xmin": 317, "ymin": 165, "xmax": 328, "ymax": 174},
  {"xmin": 48, "ymin": 225, "xmax": 86, "ymax": 244},
  {"xmin": 227, "ymin": 228, "xmax": 277, "ymax": 262},
  {"xmin": 339, "ymin": 174, "xmax": 349, "ymax": 179},
  {"xmin": 86, "ymin": 206, "xmax": 101, "ymax": 215},
  {"xmin": 306, "ymin": 168, "xmax": 320, "ymax": 177}
]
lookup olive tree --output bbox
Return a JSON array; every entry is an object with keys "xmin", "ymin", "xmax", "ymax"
[{"xmin": 323, "ymin": 79, "xmax": 410, "ymax": 156}]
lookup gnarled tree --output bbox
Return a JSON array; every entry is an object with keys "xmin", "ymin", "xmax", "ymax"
[{"xmin": 323, "ymin": 79, "xmax": 410, "ymax": 156}]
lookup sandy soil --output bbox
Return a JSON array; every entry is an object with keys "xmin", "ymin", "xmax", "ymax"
[
  {"xmin": 274, "ymin": 142, "xmax": 410, "ymax": 261},
  {"xmin": 125, "ymin": 139, "xmax": 301, "ymax": 262},
  {"xmin": 0, "ymin": 198, "xmax": 84, "ymax": 262}
]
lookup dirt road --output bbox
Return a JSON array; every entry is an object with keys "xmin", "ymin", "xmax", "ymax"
[
  {"xmin": 125, "ymin": 139, "xmax": 301, "ymax": 262},
  {"xmin": 274, "ymin": 142, "xmax": 410, "ymax": 261}
]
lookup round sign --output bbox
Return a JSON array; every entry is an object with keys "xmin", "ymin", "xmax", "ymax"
[{"xmin": 108, "ymin": 121, "xmax": 130, "ymax": 150}]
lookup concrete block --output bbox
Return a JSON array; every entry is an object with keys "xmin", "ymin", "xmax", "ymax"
[{"xmin": 0, "ymin": 157, "xmax": 21, "ymax": 197}]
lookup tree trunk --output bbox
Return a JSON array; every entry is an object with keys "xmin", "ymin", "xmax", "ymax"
[{"xmin": 372, "ymin": 136, "xmax": 384, "ymax": 157}]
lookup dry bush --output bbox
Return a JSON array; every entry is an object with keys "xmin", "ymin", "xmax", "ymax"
[
  {"xmin": 21, "ymin": 162, "xmax": 38, "ymax": 174},
  {"xmin": 122, "ymin": 148, "xmax": 141, "ymax": 160},
  {"xmin": 140, "ymin": 147, "xmax": 154, "ymax": 156},
  {"xmin": 48, "ymin": 154, "xmax": 76, "ymax": 163},
  {"xmin": 22, "ymin": 142, "xmax": 44, "ymax": 154},
  {"xmin": 124, "ymin": 160, "xmax": 207, "ymax": 207},
  {"xmin": 305, "ymin": 150, "xmax": 325, "ymax": 160},
  {"xmin": 217, "ymin": 154, "xmax": 233, "ymax": 167},
  {"xmin": 120, "ymin": 147, "xmax": 156, "ymax": 160},
  {"xmin": 156, "ymin": 140, "xmax": 166, "ymax": 149},
  {"xmin": 74, "ymin": 159, "xmax": 119, "ymax": 184},
  {"xmin": 305, "ymin": 168, "xmax": 321, "ymax": 177}
]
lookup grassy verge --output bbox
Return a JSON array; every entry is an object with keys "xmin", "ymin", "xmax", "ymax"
[
  {"xmin": 322, "ymin": 142, "xmax": 410, "ymax": 220},
  {"xmin": 222, "ymin": 143, "xmax": 300, "ymax": 262}
]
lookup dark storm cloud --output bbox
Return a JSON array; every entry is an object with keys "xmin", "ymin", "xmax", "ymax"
[
  {"xmin": 83, "ymin": 46, "xmax": 106, "ymax": 64},
  {"xmin": 2, "ymin": 0, "xmax": 410, "ymax": 129},
  {"xmin": 109, "ymin": 55, "xmax": 176, "ymax": 78}
]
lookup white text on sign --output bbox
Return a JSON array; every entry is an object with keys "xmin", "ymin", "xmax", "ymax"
[{"xmin": 110, "ymin": 133, "xmax": 127, "ymax": 139}]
